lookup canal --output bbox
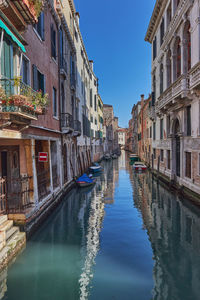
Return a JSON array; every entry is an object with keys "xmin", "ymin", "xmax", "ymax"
[{"xmin": 1, "ymin": 151, "xmax": 200, "ymax": 300}]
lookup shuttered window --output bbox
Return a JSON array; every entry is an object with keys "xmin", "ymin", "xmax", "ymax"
[
  {"xmin": 90, "ymin": 89, "xmax": 93, "ymax": 107},
  {"xmin": 32, "ymin": 64, "xmax": 45, "ymax": 94},
  {"xmin": 53, "ymin": 87, "xmax": 57, "ymax": 117},
  {"xmin": 187, "ymin": 106, "xmax": 191, "ymax": 136},
  {"xmin": 185, "ymin": 152, "xmax": 191, "ymax": 178},
  {"xmin": 34, "ymin": 12, "xmax": 45, "ymax": 40},
  {"xmin": 51, "ymin": 24, "xmax": 56, "ymax": 60}
]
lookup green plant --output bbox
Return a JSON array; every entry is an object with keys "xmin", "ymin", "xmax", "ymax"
[{"xmin": 30, "ymin": 0, "xmax": 44, "ymax": 18}]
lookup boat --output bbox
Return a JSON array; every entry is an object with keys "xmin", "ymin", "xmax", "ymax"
[
  {"xmin": 133, "ymin": 161, "xmax": 147, "ymax": 171},
  {"xmin": 129, "ymin": 154, "xmax": 140, "ymax": 164},
  {"xmin": 89, "ymin": 163, "xmax": 102, "ymax": 173},
  {"xmin": 76, "ymin": 173, "xmax": 96, "ymax": 187}
]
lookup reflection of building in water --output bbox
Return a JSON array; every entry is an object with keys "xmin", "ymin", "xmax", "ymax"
[
  {"xmin": 131, "ymin": 171, "xmax": 200, "ymax": 300},
  {"xmin": 118, "ymin": 150, "xmax": 126, "ymax": 169},
  {"xmin": 101, "ymin": 160, "xmax": 119, "ymax": 204},
  {"xmin": 79, "ymin": 186, "xmax": 105, "ymax": 300}
]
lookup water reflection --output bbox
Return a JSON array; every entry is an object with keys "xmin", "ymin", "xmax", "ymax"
[
  {"xmin": 131, "ymin": 171, "xmax": 200, "ymax": 300},
  {"xmin": 1, "ymin": 153, "xmax": 200, "ymax": 299}
]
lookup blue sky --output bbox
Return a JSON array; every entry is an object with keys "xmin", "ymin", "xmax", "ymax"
[{"xmin": 75, "ymin": 0, "xmax": 155, "ymax": 128}]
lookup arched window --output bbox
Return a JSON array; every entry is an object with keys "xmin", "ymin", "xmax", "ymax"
[
  {"xmin": 167, "ymin": 50, "xmax": 172, "ymax": 87},
  {"xmin": 183, "ymin": 21, "xmax": 191, "ymax": 72},
  {"xmin": 176, "ymin": 38, "xmax": 181, "ymax": 79},
  {"xmin": 160, "ymin": 63, "xmax": 164, "ymax": 94},
  {"xmin": 153, "ymin": 74, "xmax": 156, "ymax": 105}
]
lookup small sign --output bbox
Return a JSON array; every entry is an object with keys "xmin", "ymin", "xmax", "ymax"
[{"xmin": 38, "ymin": 152, "xmax": 48, "ymax": 162}]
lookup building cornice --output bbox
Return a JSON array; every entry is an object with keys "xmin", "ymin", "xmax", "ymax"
[{"xmin": 145, "ymin": 0, "xmax": 168, "ymax": 43}]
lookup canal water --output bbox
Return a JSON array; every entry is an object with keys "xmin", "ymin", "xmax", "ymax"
[{"xmin": 1, "ymin": 151, "xmax": 200, "ymax": 300}]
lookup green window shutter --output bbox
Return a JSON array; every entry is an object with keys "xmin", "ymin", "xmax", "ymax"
[{"xmin": 41, "ymin": 12, "xmax": 45, "ymax": 41}]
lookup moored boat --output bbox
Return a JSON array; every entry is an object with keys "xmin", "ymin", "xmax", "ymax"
[
  {"xmin": 133, "ymin": 161, "xmax": 147, "ymax": 171},
  {"xmin": 76, "ymin": 173, "xmax": 96, "ymax": 187},
  {"xmin": 89, "ymin": 163, "xmax": 103, "ymax": 173}
]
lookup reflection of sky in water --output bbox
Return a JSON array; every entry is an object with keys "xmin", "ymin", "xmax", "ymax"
[{"xmin": 2, "ymin": 152, "xmax": 200, "ymax": 300}]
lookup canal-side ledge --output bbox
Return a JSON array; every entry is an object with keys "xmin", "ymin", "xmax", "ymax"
[
  {"xmin": 150, "ymin": 169, "xmax": 200, "ymax": 207},
  {"xmin": 10, "ymin": 180, "xmax": 76, "ymax": 238}
]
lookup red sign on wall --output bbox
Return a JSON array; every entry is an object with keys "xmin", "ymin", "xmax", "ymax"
[{"xmin": 38, "ymin": 152, "xmax": 48, "ymax": 162}]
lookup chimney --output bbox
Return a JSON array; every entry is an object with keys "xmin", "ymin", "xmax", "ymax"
[
  {"xmin": 75, "ymin": 12, "xmax": 80, "ymax": 26},
  {"xmin": 89, "ymin": 60, "xmax": 94, "ymax": 71},
  {"xmin": 141, "ymin": 94, "xmax": 144, "ymax": 108}
]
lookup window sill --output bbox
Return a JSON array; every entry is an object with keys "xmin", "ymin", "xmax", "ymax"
[
  {"xmin": 33, "ymin": 28, "xmax": 43, "ymax": 43},
  {"xmin": 53, "ymin": 116, "xmax": 59, "ymax": 120},
  {"xmin": 51, "ymin": 57, "xmax": 57, "ymax": 65}
]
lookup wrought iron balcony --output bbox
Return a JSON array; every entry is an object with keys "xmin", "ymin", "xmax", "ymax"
[
  {"xmin": 61, "ymin": 113, "xmax": 73, "ymax": 133},
  {"xmin": 73, "ymin": 120, "xmax": 81, "ymax": 136},
  {"xmin": 0, "ymin": 77, "xmax": 46, "ymax": 128}
]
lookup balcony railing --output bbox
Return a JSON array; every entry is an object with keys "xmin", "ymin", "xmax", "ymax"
[
  {"xmin": 73, "ymin": 120, "xmax": 81, "ymax": 135},
  {"xmin": 189, "ymin": 61, "xmax": 200, "ymax": 91},
  {"xmin": 0, "ymin": 77, "xmax": 45, "ymax": 120},
  {"xmin": 61, "ymin": 113, "xmax": 73, "ymax": 132},
  {"xmin": 156, "ymin": 75, "xmax": 189, "ymax": 114}
]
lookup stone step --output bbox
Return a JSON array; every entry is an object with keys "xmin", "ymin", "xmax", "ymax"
[
  {"xmin": 6, "ymin": 232, "xmax": 26, "ymax": 258},
  {"xmin": 0, "ymin": 220, "xmax": 13, "ymax": 233},
  {"xmin": 0, "ymin": 231, "xmax": 6, "ymax": 252},
  {"xmin": 0, "ymin": 215, "xmax": 8, "ymax": 227},
  {"xmin": 0, "ymin": 246, "xmax": 7, "ymax": 265},
  {"xmin": 6, "ymin": 226, "xmax": 19, "ymax": 242}
]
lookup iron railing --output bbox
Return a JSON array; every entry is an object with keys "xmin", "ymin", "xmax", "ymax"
[
  {"xmin": 61, "ymin": 113, "xmax": 73, "ymax": 129},
  {"xmin": 0, "ymin": 77, "xmax": 38, "ymax": 98},
  {"xmin": 0, "ymin": 175, "xmax": 33, "ymax": 214}
]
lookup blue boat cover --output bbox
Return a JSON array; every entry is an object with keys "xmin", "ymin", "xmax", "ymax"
[{"xmin": 77, "ymin": 173, "xmax": 93, "ymax": 183}]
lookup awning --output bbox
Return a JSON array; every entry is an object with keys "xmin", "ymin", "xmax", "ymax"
[{"xmin": 0, "ymin": 19, "xmax": 26, "ymax": 52}]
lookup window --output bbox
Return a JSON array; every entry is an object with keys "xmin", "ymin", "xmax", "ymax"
[
  {"xmin": 167, "ymin": 115, "xmax": 171, "ymax": 136},
  {"xmin": 150, "ymin": 126, "xmax": 152, "ymax": 138},
  {"xmin": 160, "ymin": 149, "xmax": 164, "ymax": 161},
  {"xmin": 160, "ymin": 18, "xmax": 165, "ymax": 46},
  {"xmin": 153, "ymin": 74, "xmax": 156, "ymax": 103},
  {"xmin": 34, "ymin": 12, "xmax": 45, "ymax": 40},
  {"xmin": 153, "ymin": 36, "xmax": 157, "ymax": 60},
  {"xmin": 160, "ymin": 64, "xmax": 164, "ymax": 94},
  {"xmin": 186, "ymin": 105, "xmax": 191, "ymax": 136},
  {"xmin": 185, "ymin": 152, "xmax": 191, "ymax": 178},
  {"xmin": 95, "ymin": 119, "xmax": 97, "ymax": 125},
  {"xmin": 32, "ymin": 65, "xmax": 45, "ymax": 94},
  {"xmin": 90, "ymin": 89, "xmax": 93, "ymax": 107},
  {"xmin": 167, "ymin": 150, "xmax": 171, "ymax": 169},
  {"xmin": 51, "ymin": 24, "xmax": 56, "ymax": 60},
  {"xmin": 53, "ymin": 87, "xmax": 57, "ymax": 117},
  {"xmin": 21, "ymin": 56, "xmax": 30, "ymax": 85},
  {"xmin": 153, "ymin": 122, "xmax": 156, "ymax": 140},
  {"xmin": 160, "ymin": 119, "xmax": 163, "ymax": 140},
  {"xmin": 90, "ymin": 116, "xmax": 93, "ymax": 123},
  {"xmin": 167, "ymin": 50, "xmax": 172, "ymax": 88},
  {"xmin": 176, "ymin": 38, "xmax": 181, "ymax": 79},
  {"xmin": 94, "ymin": 95, "xmax": 97, "ymax": 111},
  {"xmin": 153, "ymin": 149, "xmax": 156, "ymax": 159}
]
